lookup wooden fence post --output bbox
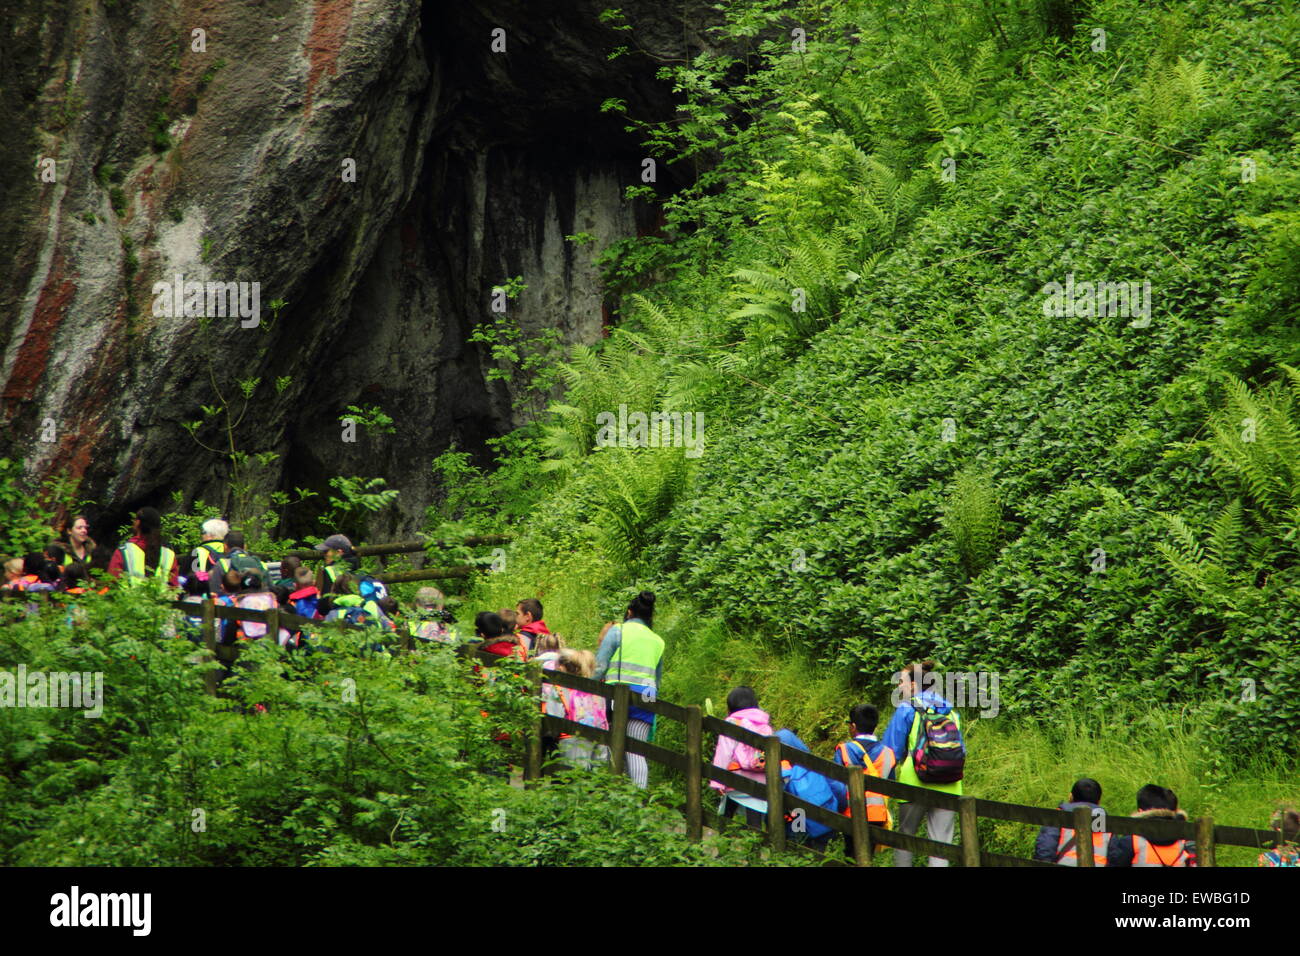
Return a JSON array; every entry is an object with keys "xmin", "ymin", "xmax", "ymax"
[
  {"xmin": 609, "ymin": 684, "xmax": 630, "ymax": 777},
  {"xmin": 959, "ymin": 796, "xmax": 980, "ymax": 867},
  {"xmin": 764, "ymin": 737, "xmax": 785, "ymax": 852},
  {"xmin": 1074, "ymin": 805, "xmax": 1095, "ymax": 868},
  {"xmin": 848, "ymin": 771, "xmax": 872, "ymax": 866},
  {"xmin": 267, "ymin": 606, "xmax": 280, "ymax": 647},
  {"xmin": 1196, "ymin": 816, "xmax": 1216, "ymax": 867},
  {"xmin": 525, "ymin": 664, "xmax": 544, "ymax": 785},
  {"xmin": 200, "ymin": 598, "xmax": 217, "ymax": 697},
  {"xmin": 685, "ymin": 705, "xmax": 703, "ymax": 842}
]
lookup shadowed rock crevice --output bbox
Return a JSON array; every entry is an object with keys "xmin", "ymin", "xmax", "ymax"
[{"xmin": 0, "ymin": 0, "xmax": 702, "ymax": 537}]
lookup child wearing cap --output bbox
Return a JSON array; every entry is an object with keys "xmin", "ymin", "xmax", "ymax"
[{"xmin": 314, "ymin": 533, "xmax": 357, "ymax": 593}]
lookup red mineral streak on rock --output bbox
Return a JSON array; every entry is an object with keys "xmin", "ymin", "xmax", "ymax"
[
  {"xmin": 2, "ymin": 249, "xmax": 76, "ymax": 409},
  {"xmin": 303, "ymin": 0, "xmax": 356, "ymax": 117},
  {"xmin": 47, "ymin": 410, "xmax": 107, "ymax": 485}
]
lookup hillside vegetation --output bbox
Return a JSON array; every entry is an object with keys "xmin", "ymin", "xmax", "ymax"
[
  {"xmin": 454, "ymin": 0, "xmax": 1300, "ymax": 801},
  {"xmin": 4, "ymin": 0, "xmax": 1299, "ymax": 866}
]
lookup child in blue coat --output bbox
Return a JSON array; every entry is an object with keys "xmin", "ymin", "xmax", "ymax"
[{"xmin": 777, "ymin": 728, "xmax": 847, "ymax": 851}]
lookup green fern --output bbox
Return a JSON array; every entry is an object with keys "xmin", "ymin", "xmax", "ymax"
[
  {"xmin": 1136, "ymin": 54, "xmax": 1209, "ymax": 133},
  {"xmin": 588, "ymin": 448, "xmax": 689, "ymax": 567},
  {"xmin": 921, "ymin": 39, "xmax": 997, "ymax": 134},
  {"xmin": 1160, "ymin": 370, "xmax": 1300, "ymax": 606},
  {"xmin": 943, "ymin": 469, "xmax": 1003, "ymax": 576}
]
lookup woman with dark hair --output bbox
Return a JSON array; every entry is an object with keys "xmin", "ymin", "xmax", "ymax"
[
  {"xmin": 594, "ymin": 590, "xmax": 665, "ymax": 788},
  {"xmin": 108, "ymin": 506, "xmax": 179, "ymax": 587},
  {"xmin": 60, "ymin": 515, "xmax": 96, "ymax": 566}
]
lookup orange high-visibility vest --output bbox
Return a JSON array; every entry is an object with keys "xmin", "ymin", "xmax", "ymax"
[
  {"xmin": 1056, "ymin": 827, "xmax": 1110, "ymax": 866},
  {"xmin": 836, "ymin": 741, "xmax": 892, "ymax": 827},
  {"xmin": 1133, "ymin": 836, "xmax": 1191, "ymax": 866}
]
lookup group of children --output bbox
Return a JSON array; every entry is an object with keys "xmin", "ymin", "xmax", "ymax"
[
  {"xmin": 468, "ymin": 601, "xmax": 615, "ymax": 771},
  {"xmin": 8, "ymin": 515, "xmax": 1296, "ymax": 866},
  {"xmin": 3, "ymin": 544, "xmax": 99, "ymax": 594},
  {"xmin": 1, "ymin": 514, "xmax": 463, "ymax": 656},
  {"xmin": 1036, "ymin": 779, "xmax": 1300, "ymax": 868},
  {"xmin": 707, "ymin": 686, "xmax": 1299, "ymax": 866}
]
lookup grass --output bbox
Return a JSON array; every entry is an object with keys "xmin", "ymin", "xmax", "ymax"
[
  {"xmin": 966, "ymin": 707, "xmax": 1292, "ymax": 865},
  {"xmin": 458, "ymin": 551, "xmax": 1294, "ymax": 866}
]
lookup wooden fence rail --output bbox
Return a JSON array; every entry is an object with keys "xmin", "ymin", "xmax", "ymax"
[
  {"xmin": 2, "ymin": 592, "xmax": 1284, "ymax": 866},
  {"xmin": 510, "ymin": 662, "xmax": 1276, "ymax": 866},
  {"xmin": 268, "ymin": 533, "xmax": 511, "ymax": 583},
  {"xmin": 272, "ymin": 535, "xmax": 511, "ymax": 562}
]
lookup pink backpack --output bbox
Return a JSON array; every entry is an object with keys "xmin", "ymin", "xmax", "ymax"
[
  {"xmin": 236, "ymin": 592, "xmax": 291, "ymax": 645},
  {"xmin": 563, "ymin": 687, "xmax": 610, "ymax": 730},
  {"xmin": 725, "ymin": 709, "xmax": 773, "ymax": 773}
]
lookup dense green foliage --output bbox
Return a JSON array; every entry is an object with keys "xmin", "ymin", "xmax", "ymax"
[
  {"xmin": 453, "ymin": 0, "xmax": 1300, "ymax": 770},
  {"xmin": 6, "ymin": 0, "xmax": 1299, "ymax": 866},
  {"xmin": 0, "ymin": 589, "xmax": 775, "ymax": 866}
]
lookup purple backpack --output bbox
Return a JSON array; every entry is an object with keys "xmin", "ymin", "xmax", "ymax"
[{"xmin": 910, "ymin": 699, "xmax": 965, "ymax": 783}]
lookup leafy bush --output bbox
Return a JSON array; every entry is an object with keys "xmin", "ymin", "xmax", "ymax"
[
  {"xmin": 442, "ymin": 0, "xmax": 1300, "ymax": 769},
  {"xmin": 1, "ymin": 590, "xmax": 771, "ymax": 866},
  {"xmin": 0, "ymin": 460, "xmax": 79, "ymax": 558}
]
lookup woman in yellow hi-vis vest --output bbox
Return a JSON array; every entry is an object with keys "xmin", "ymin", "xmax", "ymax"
[
  {"xmin": 594, "ymin": 591, "xmax": 664, "ymax": 789},
  {"xmin": 60, "ymin": 514, "xmax": 97, "ymax": 566},
  {"xmin": 108, "ymin": 507, "xmax": 178, "ymax": 588}
]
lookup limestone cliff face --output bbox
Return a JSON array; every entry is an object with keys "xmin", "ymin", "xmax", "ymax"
[{"xmin": 0, "ymin": 0, "xmax": 700, "ymax": 535}]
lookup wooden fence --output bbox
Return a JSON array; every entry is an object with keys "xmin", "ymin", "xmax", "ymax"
[
  {"xmin": 274, "ymin": 535, "xmax": 510, "ymax": 562},
  {"xmin": 2, "ymin": 590, "xmax": 1283, "ymax": 866},
  {"xmin": 525, "ymin": 666, "xmax": 1278, "ymax": 866},
  {"xmin": 268, "ymin": 535, "xmax": 511, "ymax": 583}
]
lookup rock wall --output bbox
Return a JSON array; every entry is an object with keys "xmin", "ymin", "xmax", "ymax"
[{"xmin": 0, "ymin": 0, "xmax": 701, "ymax": 537}]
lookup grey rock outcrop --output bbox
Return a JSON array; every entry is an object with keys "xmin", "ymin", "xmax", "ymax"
[{"xmin": 0, "ymin": 0, "xmax": 704, "ymax": 537}]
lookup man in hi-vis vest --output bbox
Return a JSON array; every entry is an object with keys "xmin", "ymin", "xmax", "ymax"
[{"xmin": 595, "ymin": 590, "xmax": 664, "ymax": 789}]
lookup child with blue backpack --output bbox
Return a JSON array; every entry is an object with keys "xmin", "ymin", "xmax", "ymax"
[
  {"xmin": 287, "ymin": 566, "xmax": 321, "ymax": 618},
  {"xmin": 776, "ymin": 728, "xmax": 847, "ymax": 851},
  {"xmin": 282, "ymin": 566, "xmax": 321, "ymax": 649}
]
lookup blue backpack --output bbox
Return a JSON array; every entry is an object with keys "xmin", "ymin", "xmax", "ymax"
[
  {"xmin": 290, "ymin": 591, "xmax": 320, "ymax": 620},
  {"xmin": 777, "ymin": 730, "xmax": 839, "ymax": 839},
  {"xmin": 342, "ymin": 605, "xmax": 378, "ymax": 628},
  {"xmin": 357, "ymin": 576, "xmax": 387, "ymax": 603}
]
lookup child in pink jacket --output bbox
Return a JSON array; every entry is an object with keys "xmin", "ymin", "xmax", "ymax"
[
  {"xmin": 557, "ymin": 649, "xmax": 610, "ymax": 770},
  {"xmin": 710, "ymin": 686, "xmax": 773, "ymax": 828}
]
